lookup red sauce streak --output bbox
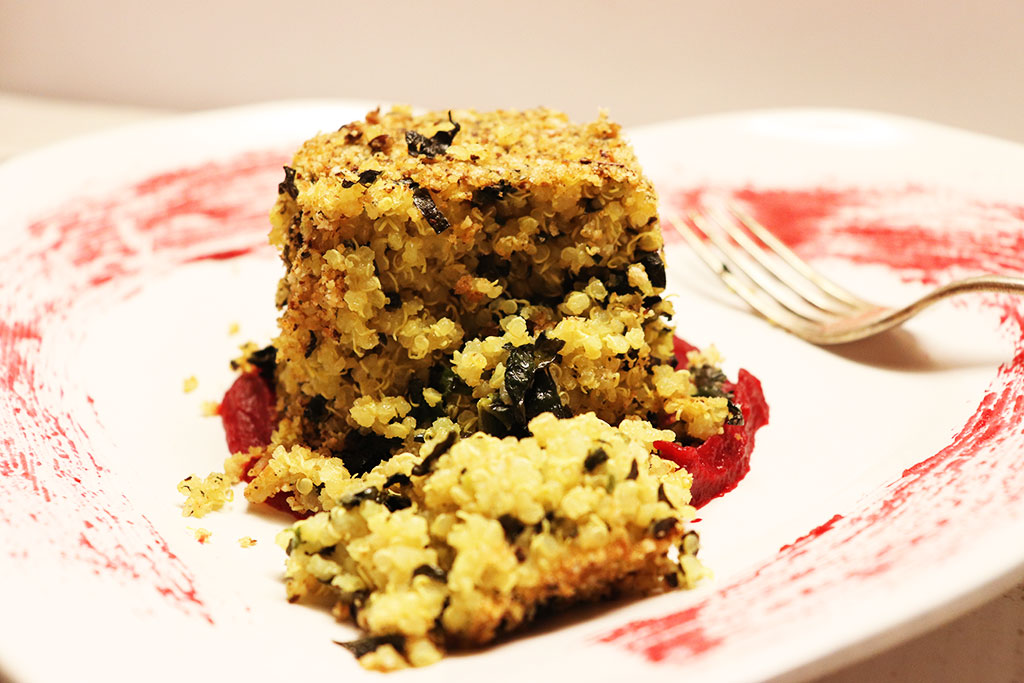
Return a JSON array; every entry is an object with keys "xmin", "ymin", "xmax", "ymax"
[
  {"xmin": 599, "ymin": 605, "xmax": 723, "ymax": 660},
  {"xmin": 185, "ymin": 245, "xmax": 262, "ymax": 263},
  {"xmin": 0, "ymin": 148, "xmax": 289, "ymax": 624},
  {"xmin": 666, "ymin": 185, "xmax": 1024, "ymax": 283},
  {"xmin": 778, "ymin": 514, "xmax": 845, "ymax": 555}
]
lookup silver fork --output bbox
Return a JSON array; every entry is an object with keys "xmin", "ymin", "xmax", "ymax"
[{"xmin": 667, "ymin": 204, "xmax": 1024, "ymax": 345}]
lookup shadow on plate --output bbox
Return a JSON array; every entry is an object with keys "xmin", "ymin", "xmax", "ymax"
[
  {"xmin": 825, "ymin": 329, "xmax": 938, "ymax": 370},
  {"xmin": 447, "ymin": 590, "xmax": 683, "ymax": 661},
  {"xmin": 822, "ymin": 327, "xmax": 1004, "ymax": 371}
]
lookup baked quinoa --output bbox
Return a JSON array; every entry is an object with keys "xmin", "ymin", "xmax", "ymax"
[
  {"xmin": 184, "ymin": 107, "xmax": 757, "ymax": 670},
  {"xmin": 281, "ymin": 413, "xmax": 705, "ymax": 669},
  {"xmin": 252, "ymin": 107, "xmax": 730, "ymax": 494}
]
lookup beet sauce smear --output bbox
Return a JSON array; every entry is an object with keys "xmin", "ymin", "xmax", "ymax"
[
  {"xmin": 660, "ymin": 337, "xmax": 769, "ymax": 507},
  {"xmin": 220, "ymin": 372, "xmax": 275, "ymax": 455},
  {"xmin": 219, "ymin": 336, "xmax": 768, "ymax": 509}
]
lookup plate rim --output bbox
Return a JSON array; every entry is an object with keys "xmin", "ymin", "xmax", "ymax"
[{"xmin": 2, "ymin": 100, "xmax": 1024, "ymax": 683}]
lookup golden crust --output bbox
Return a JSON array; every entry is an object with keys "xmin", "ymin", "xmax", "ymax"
[{"xmin": 289, "ymin": 107, "xmax": 649, "ymax": 198}]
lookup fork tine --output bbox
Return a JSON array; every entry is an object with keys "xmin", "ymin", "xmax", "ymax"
[
  {"xmin": 688, "ymin": 211, "xmax": 839, "ymax": 324},
  {"xmin": 728, "ymin": 202, "xmax": 873, "ymax": 309},
  {"xmin": 669, "ymin": 203, "xmax": 1024, "ymax": 345},
  {"xmin": 707, "ymin": 205, "xmax": 862, "ymax": 314},
  {"xmin": 665, "ymin": 212, "xmax": 823, "ymax": 335}
]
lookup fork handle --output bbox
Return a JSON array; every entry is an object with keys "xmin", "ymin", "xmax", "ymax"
[
  {"xmin": 916, "ymin": 274, "xmax": 1024, "ymax": 307},
  {"xmin": 872, "ymin": 274, "xmax": 1024, "ymax": 335}
]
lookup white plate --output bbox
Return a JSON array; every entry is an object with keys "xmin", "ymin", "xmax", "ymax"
[{"xmin": 2, "ymin": 102, "xmax": 1024, "ymax": 683}]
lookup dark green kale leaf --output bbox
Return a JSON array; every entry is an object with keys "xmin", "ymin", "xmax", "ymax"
[
  {"xmin": 726, "ymin": 400, "xmax": 744, "ymax": 426},
  {"xmin": 691, "ymin": 364, "xmax": 729, "ymax": 399},
  {"xmin": 407, "ymin": 362, "xmax": 471, "ymax": 428},
  {"xmin": 412, "ymin": 564, "xmax": 447, "ymax": 582},
  {"xmin": 638, "ymin": 251, "xmax": 666, "ymax": 289},
  {"xmin": 384, "ymin": 473, "xmax": 411, "ymax": 488},
  {"xmin": 497, "ymin": 514, "xmax": 525, "ymax": 543},
  {"xmin": 484, "ymin": 333, "xmax": 570, "ymax": 436},
  {"xmin": 382, "ymin": 491, "xmax": 412, "ymax": 511},
  {"xmin": 341, "ymin": 487, "xmax": 383, "ymax": 509},
  {"xmin": 626, "ymin": 459, "xmax": 639, "ymax": 480},
  {"xmin": 478, "ymin": 398, "xmax": 520, "ymax": 437},
  {"xmin": 463, "ymin": 332, "xmax": 575, "ymax": 437},
  {"xmin": 504, "ymin": 333, "xmax": 566, "ymax": 424},
  {"xmin": 503, "ymin": 345, "xmax": 537, "ymax": 414},
  {"xmin": 278, "ymin": 166, "xmax": 298, "ymax": 198},
  {"xmin": 691, "ymin": 364, "xmax": 745, "ymax": 425},
  {"xmin": 341, "ymin": 169, "xmax": 383, "ymax": 189},
  {"xmin": 412, "ymin": 430, "xmax": 458, "ymax": 476},
  {"xmin": 523, "ymin": 367, "xmax": 570, "ymax": 422},
  {"xmin": 583, "ymin": 447, "xmax": 609, "ymax": 472},
  {"xmin": 337, "ymin": 486, "xmax": 412, "ymax": 512},
  {"xmin": 433, "ymin": 364, "xmax": 470, "ymax": 398},
  {"xmin": 471, "ymin": 180, "xmax": 515, "ymax": 207},
  {"xmin": 533, "ymin": 332, "xmax": 566, "ymax": 367},
  {"xmin": 571, "ymin": 266, "xmax": 634, "ymax": 296},
  {"xmin": 303, "ymin": 394, "xmax": 328, "ymax": 424},
  {"xmin": 409, "ymin": 363, "xmax": 471, "ymax": 427},
  {"xmin": 411, "ymin": 186, "xmax": 450, "ymax": 233},
  {"xmin": 248, "ymin": 345, "xmax": 277, "ymax": 383},
  {"xmin": 357, "ymin": 169, "xmax": 381, "ymax": 185},
  {"xmin": 406, "ymin": 112, "xmax": 461, "ymax": 157},
  {"xmin": 304, "ymin": 331, "xmax": 318, "ymax": 358},
  {"xmin": 651, "ymin": 516, "xmax": 678, "ymax": 539},
  {"xmin": 340, "ymin": 430, "xmax": 401, "ymax": 475},
  {"xmin": 335, "ymin": 634, "xmax": 406, "ymax": 659}
]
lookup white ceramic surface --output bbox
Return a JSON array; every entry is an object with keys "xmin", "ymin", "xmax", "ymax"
[{"xmin": 2, "ymin": 102, "xmax": 1024, "ymax": 682}]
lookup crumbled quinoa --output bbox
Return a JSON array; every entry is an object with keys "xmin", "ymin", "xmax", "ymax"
[
  {"xmin": 178, "ymin": 472, "xmax": 234, "ymax": 517},
  {"xmin": 280, "ymin": 414, "xmax": 707, "ymax": 668},
  {"xmin": 191, "ymin": 527, "xmax": 212, "ymax": 544}
]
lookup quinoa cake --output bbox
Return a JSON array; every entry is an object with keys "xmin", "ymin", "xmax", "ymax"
[
  {"xmin": 181, "ymin": 106, "xmax": 760, "ymax": 670},
  {"xmin": 280, "ymin": 413, "xmax": 705, "ymax": 669},
  {"xmin": 253, "ymin": 107, "xmax": 731, "ymax": 492}
]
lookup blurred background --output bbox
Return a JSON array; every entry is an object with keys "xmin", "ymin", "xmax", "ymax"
[
  {"xmin": 1, "ymin": 1, "xmax": 1023, "ymax": 681},
  {"xmin": 2, "ymin": 0, "xmax": 1023, "ymax": 141}
]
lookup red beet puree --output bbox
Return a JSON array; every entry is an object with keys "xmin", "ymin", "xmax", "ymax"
[
  {"xmin": 219, "ymin": 371, "xmax": 275, "ymax": 455},
  {"xmin": 657, "ymin": 337, "xmax": 769, "ymax": 508}
]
